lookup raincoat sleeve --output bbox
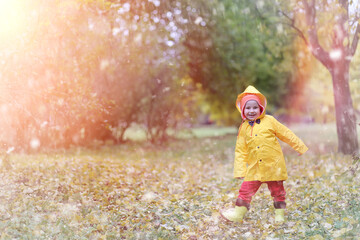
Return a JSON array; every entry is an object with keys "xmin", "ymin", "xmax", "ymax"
[
  {"xmin": 234, "ymin": 127, "xmax": 248, "ymax": 178},
  {"xmin": 270, "ymin": 116, "xmax": 308, "ymax": 155}
]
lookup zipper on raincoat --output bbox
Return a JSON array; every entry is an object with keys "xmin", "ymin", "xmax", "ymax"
[
  {"xmin": 238, "ymin": 120, "xmax": 245, "ymax": 137},
  {"xmin": 238, "ymin": 120, "xmax": 255, "ymax": 137}
]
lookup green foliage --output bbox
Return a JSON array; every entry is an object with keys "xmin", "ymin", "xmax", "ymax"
[{"xmin": 185, "ymin": 0, "xmax": 296, "ymax": 124}]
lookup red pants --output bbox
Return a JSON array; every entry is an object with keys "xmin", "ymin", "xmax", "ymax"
[{"xmin": 236, "ymin": 181, "xmax": 286, "ymax": 209}]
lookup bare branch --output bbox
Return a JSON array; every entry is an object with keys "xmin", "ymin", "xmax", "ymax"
[
  {"xmin": 350, "ymin": 22, "xmax": 360, "ymax": 56},
  {"xmin": 302, "ymin": 0, "xmax": 330, "ymax": 68},
  {"xmin": 255, "ymin": 6, "xmax": 310, "ymax": 57},
  {"xmin": 349, "ymin": 15, "xmax": 359, "ymax": 27},
  {"xmin": 279, "ymin": 10, "xmax": 309, "ymax": 45}
]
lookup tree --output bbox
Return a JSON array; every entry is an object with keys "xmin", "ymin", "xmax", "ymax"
[
  {"xmin": 184, "ymin": 0, "xmax": 297, "ymax": 125},
  {"xmin": 278, "ymin": 0, "xmax": 359, "ymax": 154},
  {"xmin": 96, "ymin": 0, "xmax": 193, "ymax": 143},
  {"xmin": 0, "ymin": 0, "xmax": 197, "ymax": 150}
]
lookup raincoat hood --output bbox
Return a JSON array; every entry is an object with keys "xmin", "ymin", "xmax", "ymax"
[{"xmin": 236, "ymin": 86, "xmax": 267, "ymax": 120}]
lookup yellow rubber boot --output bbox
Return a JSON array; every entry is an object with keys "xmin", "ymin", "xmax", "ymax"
[
  {"xmin": 220, "ymin": 206, "xmax": 248, "ymax": 223},
  {"xmin": 275, "ymin": 209, "xmax": 285, "ymax": 224}
]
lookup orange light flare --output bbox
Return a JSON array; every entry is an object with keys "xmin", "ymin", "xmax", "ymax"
[
  {"xmin": 284, "ymin": 37, "xmax": 313, "ymax": 123},
  {"xmin": 0, "ymin": 0, "xmax": 40, "ymax": 146}
]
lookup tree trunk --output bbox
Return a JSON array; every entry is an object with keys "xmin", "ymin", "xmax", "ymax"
[
  {"xmin": 284, "ymin": 0, "xmax": 360, "ymax": 154},
  {"xmin": 331, "ymin": 62, "xmax": 359, "ymax": 154}
]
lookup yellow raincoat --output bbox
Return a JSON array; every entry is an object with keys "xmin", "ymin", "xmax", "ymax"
[{"xmin": 234, "ymin": 86, "xmax": 308, "ymax": 181}]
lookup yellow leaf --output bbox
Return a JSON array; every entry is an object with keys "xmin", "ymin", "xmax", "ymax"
[
  {"xmin": 309, "ymin": 234, "xmax": 324, "ymax": 240},
  {"xmin": 333, "ymin": 227, "xmax": 352, "ymax": 238},
  {"xmin": 97, "ymin": 224, "xmax": 104, "ymax": 231},
  {"xmin": 342, "ymin": 217, "xmax": 357, "ymax": 224},
  {"xmin": 75, "ymin": 214, "xmax": 82, "ymax": 221}
]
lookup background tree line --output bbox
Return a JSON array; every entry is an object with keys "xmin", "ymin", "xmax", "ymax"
[{"xmin": 0, "ymin": 0, "xmax": 358, "ymax": 153}]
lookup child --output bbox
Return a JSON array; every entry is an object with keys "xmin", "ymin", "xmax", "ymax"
[{"xmin": 221, "ymin": 85, "xmax": 308, "ymax": 224}]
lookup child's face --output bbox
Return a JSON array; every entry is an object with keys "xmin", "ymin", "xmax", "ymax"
[{"xmin": 244, "ymin": 100, "xmax": 261, "ymax": 121}]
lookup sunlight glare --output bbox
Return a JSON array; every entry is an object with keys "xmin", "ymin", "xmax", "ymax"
[{"xmin": 0, "ymin": 0, "xmax": 27, "ymax": 39}]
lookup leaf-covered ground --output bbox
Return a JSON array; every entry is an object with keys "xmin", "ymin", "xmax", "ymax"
[{"xmin": 0, "ymin": 129, "xmax": 359, "ymax": 239}]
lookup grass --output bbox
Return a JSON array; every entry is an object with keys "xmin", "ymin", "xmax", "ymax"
[
  {"xmin": 123, "ymin": 124, "xmax": 237, "ymax": 141},
  {"xmin": 0, "ymin": 123, "xmax": 359, "ymax": 239}
]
